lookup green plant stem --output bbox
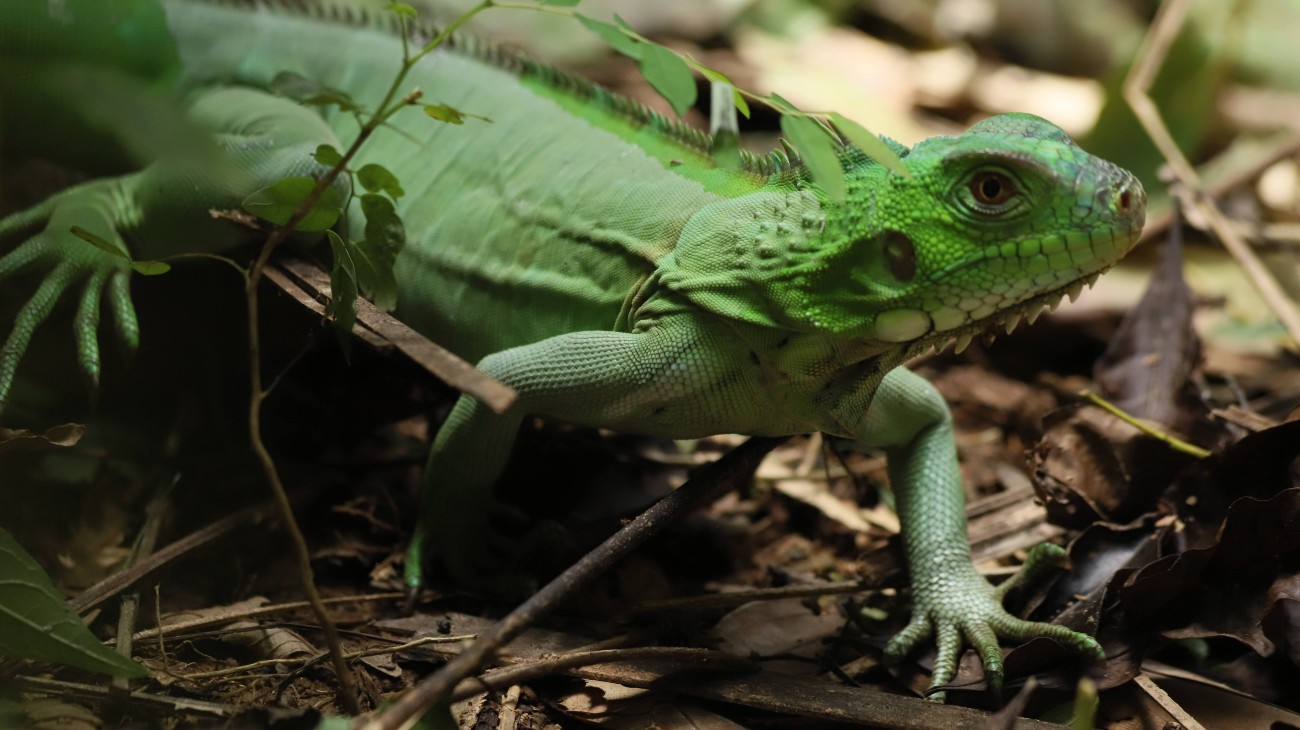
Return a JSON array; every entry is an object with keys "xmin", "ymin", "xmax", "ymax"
[
  {"xmin": 239, "ymin": 58, "xmax": 399, "ymax": 730},
  {"xmin": 244, "ymin": 278, "xmax": 362, "ymax": 714},
  {"xmin": 235, "ymin": 7, "xmax": 499, "ymax": 712},
  {"xmin": 412, "ymin": 0, "xmax": 493, "ymax": 64},
  {"xmin": 1079, "ymin": 389, "xmax": 1212, "ymax": 458},
  {"xmin": 162, "ymin": 251, "xmax": 248, "ymax": 277}
]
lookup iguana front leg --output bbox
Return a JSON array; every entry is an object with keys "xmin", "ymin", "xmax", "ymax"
[
  {"xmin": 858, "ymin": 367, "xmax": 1104, "ymax": 695},
  {"xmin": 409, "ymin": 320, "xmax": 712, "ymax": 594},
  {"xmin": 0, "ymin": 86, "xmax": 344, "ymax": 416}
]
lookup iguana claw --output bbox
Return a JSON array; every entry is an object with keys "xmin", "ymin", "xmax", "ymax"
[
  {"xmin": 883, "ymin": 543, "xmax": 1105, "ymax": 700},
  {"xmin": 0, "ymin": 181, "xmax": 141, "ymax": 416}
]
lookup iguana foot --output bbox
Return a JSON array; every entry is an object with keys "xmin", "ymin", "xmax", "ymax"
[
  {"xmin": 0, "ymin": 180, "xmax": 141, "ymax": 417},
  {"xmin": 883, "ymin": 543, "xmax": 1104, "ymax": 700},
  {"xmin": 404, "ymin": 500, "xmax": 570, "ymax": 602}
]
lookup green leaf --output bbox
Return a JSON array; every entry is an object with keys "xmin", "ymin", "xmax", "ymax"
[
  {"xmin": 69, "ymin": 226, "xmax": 129, "ymax": 262},
  {"xmin": 353, "ymin": 194, "xmax": 405, "ymax": 311},
  {"xmin": 576, "ymin": 14, "xmax": 642, "ymax": 59},
  {"xmin": 130, "ymin": 260, "xmax": 171, "ymax": 276},
  {"xmin": 386, "ymin": 1, "xmax": 417, "ymax": 19},
  {"xmin": 781, "ymin": 114, "xmax": 845, "ymax": 204},
  {"xmin": 424, "ymin": 103, "xmax": 465, "ymax": 125},
  {"xmin": 732, "ymin": 89, "xmax": 751, "ymax": 119},
  {"xmin": 423, "ymin": 103, "xmax": 490, "ymax": 126},
  {"xmin": 271, "ymin": 72, "xmax": 363, "ymax": 114},
  {"xmin": 325, "ymin": 230, "xmax": 359, "ymax": 358},
  {"xmin": 357, "ymin": 163, "xmax": 405, "ymax": 200},
  {"xmin": 538, "ymin": 0, "xmax": 580, "ymax": 5},
  {"xmin": 637, "ymin": 44, "xmax": 696, "ymax": 117},
  {"xmin": 0, "ymin": 528, "xmax": 147, "ymax": 677},
  {"xmin": 241, "ymin": 177, "xmax": 344, "ymax": 233},
  {"xmin": 314, "ymin": 144, "xmax": 344, "ymax": 168},
  {"xmin": 767, "ymin": 92, "xmax": 798, "ymax": 114},
  {"xmin": 829, "ymin": 113, "xmax": 912, "ymax": 179},
  {"xmin": 69, "ymin": 227, "xmax": 170, "ymax": 277}
]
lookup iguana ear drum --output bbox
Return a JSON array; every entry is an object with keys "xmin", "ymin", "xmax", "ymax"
[{"xmin": 881, "ymin": 230, "xmax": 916, "ymax": 283}]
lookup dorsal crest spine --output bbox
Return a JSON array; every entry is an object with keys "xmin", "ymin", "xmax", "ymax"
[{"xmin": 187, "ymin": 0, "xmax": 825, "ymax": 180}]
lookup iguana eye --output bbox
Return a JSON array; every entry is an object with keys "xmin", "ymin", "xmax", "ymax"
[{"xmin": 970, "ymin": 171, "xmax": 1015, "ymax": 206}]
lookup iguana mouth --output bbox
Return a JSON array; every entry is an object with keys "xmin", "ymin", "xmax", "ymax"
[
  {"xmin": 927, "ymin": 265, "xmax": 1109, "ymax": 356},
  {"xmin": 896, "ymin": 216, "xmax": 1144, "ymax": 359}
]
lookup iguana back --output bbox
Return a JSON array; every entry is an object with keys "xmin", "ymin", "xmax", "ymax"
[{"xmin": 162, "ymin": 0, "xmax": 771, "ymax": 362}]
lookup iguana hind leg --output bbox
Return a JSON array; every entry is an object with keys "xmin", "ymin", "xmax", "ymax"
[
  {"xmin": 0, "ymin": 179, "xmax": 142, "ymax": 415},
  {"xmin": 0, "ymin": 86, "xmax": 345, "ymax": 418}
]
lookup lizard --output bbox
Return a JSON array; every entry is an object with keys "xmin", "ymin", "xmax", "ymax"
[{"xmin": 0, "ymin": 0, "xmax": 1144, "ymax": 695}]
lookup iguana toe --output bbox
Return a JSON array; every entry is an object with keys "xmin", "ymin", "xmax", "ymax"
[
  {"xmin": 992, "ymin": 543, "xmax": 1069, "ymax": 602},
  {"xmin": 0, "ymin": 259, "xmax": 69, "ymax": 412},
  {"xmin": 74, "ymin": 269, "xmax": 110, "ymax": 390},
  {"xmin": 108, "ymin": 271, "xmax": 140, "ymax": 354}
]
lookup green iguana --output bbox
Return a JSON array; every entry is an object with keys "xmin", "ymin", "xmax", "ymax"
[{"xmin": 0, "ymin": 0, "xmax": 1144, "ymax": 696}]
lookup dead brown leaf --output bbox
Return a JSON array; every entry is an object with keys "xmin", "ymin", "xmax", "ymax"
[{"xmin": 0, "ymin": 423, "xmax": 84, "ymax": 453}]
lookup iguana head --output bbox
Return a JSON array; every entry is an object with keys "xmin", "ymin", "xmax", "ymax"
[
  {"xmin": 826, "ymin": 112, "xmax": 1145, "ymax": 352},
  {"xmin": 662, "ymin": 113, "xmax": 1143, "ymax": 352}
]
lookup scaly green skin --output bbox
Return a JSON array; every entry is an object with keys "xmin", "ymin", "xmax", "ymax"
[{"xmin": 0, "ymin": 0, "xmax": 1144, "ymax": 695}]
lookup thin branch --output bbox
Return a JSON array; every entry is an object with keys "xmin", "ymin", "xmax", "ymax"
[
  {"xmin": 1122, "ymin": 0, "xmax": 1300, "ymax": 348},
  {"xmin": 70, "ymin": 504, "xmax": 275, "ymax": 615},
  {"xmin": 176, "ymin": 635, "xmax": 474, "ymax": 681},
  {"xmin": 127, "ymin": 592, "xmax": 405, "ymax": 644},
  {"xmin": 450, "ymin": 647, "xmax": 754, "ymax": 703},
  {"xmin": 359, "ymin": 435, "xmax": 786, "ymax": 730}
]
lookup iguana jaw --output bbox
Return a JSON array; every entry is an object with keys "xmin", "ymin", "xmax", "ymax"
[
  {"xmin": 868, "ymin": 148, "xmax": 1146, "ymax": 356},
  {"xmin": 863, "ymin": 269, "xmax": 1106, "ymax": 362},
  {"xmin": 927, "ymin": 264, "xmax": 1108, "ymax": 356},
  {"xmin": 868, "ymin": 197, "xmax": 1144, "ymax": 355},
  {"xmin": 873, "ymin": 211, "xmax": 1145, "ymax": 359}
]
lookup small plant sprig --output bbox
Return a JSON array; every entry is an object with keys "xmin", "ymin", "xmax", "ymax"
[
  {"xmin": 218, "ymin": 0, "xmax": 585, "ymax": 713},
  {"xmin": 562, "ymin": 8, "xmax": 913, "ymax": 201}
]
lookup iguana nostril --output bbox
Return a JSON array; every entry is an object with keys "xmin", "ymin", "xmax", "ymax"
[{"xmin": 1112, "ymin": 176, "xmax": 1146, "ymax": 216}]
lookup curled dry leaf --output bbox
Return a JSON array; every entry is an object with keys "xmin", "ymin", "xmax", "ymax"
[
  {"xmin": 0, "ymin": 423, "xmax": 85, "ymax": 454},
  {"xmin": 557, "ymin": 680, "xmax": 748, "ymax": 729},
  {"xmin": 1031, "ymin": 404, "xmax": 1198, "ymax": 527},
  {"xmin": 1121, "ymin": 488, "xmax": 1300, "ymax": 656},
  {"xmin": 161, "ymin": 597, "xmax": 314, "ymax": 664},
  {"xmin": 1093, "ymin": 211, "xmax": 1216, "ymax": 445},
  {"xmin": 1096, "ymin": 422, "xmax": 1300, "ymax": 661},
  {"xmin": 712, "ymin": 597, "xmax": 846, "ymax": 671}
]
